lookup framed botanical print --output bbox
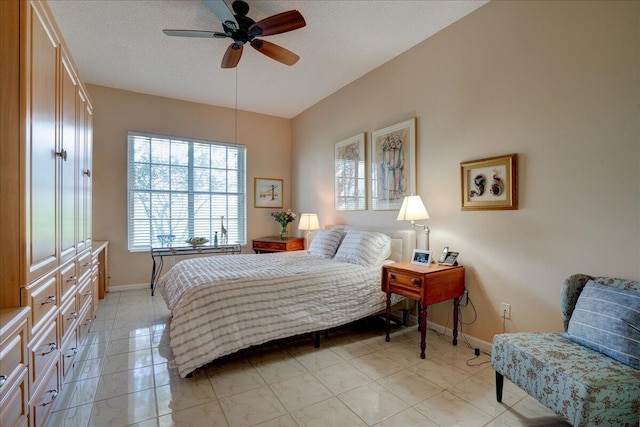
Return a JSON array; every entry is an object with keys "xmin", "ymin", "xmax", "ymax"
[
  {"xmin": 335, "ymin": 133, "xmax": 366, "ymax": 211},
  {"xmin": 254, "ymin": 177, "xmax": 283, "ymax": 208},
  {"xmin": 369, "ymin": 118, "xmax": 416, "ymax": 210}
]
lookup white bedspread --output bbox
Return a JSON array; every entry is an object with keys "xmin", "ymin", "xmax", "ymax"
[{"xmin": 159, "ymin": 251, "xmax": 397, "ymax": 377}]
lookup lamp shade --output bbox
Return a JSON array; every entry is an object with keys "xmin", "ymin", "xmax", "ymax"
[
  {"xmin": 396, "ymin": 195, "xmax": 429, "ymax": 221},
  {"xmin": 298, "ymin": 213, "xmax": 320, "ymax": 231}
]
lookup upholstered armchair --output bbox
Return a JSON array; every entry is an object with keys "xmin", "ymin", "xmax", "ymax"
[{"xmin": 491, "ymin": 274, "xmax": 640, "ymax": 427}]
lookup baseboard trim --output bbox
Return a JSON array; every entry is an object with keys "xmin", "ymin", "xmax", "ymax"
[
  {"xmin": 426, "ymin": 319, "xmax": 493, "ymax": 355},
  {"xmin": 109, "ymin": 283, "xmax": 150, "ymax": 292}
]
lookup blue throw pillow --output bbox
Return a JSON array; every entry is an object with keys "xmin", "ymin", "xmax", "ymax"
[{"xmin": 566, "ymin": 280, "xmax": 640, "ymax": 369}]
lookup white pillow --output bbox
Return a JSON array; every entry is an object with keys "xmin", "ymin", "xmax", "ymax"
[
  {"xmin": 334, "ymin": 230, "xmax": 391, "ymax": 266},
  {"xmin": 308, "ymin": 228, "xmax": 344, "ymax": 258}
]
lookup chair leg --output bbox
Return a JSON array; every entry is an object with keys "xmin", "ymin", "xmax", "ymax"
[{"xmin": 496, "ymin": 371, "xmax": 504, "ymax": 402}]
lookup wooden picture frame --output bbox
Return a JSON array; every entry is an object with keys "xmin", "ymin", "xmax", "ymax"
[
  {"xmin": 460, "ymin": 154, "xmax": 518, "ymax": 211},
  {"xmin": 369, "ymin": 118, "xmax": 416, "ymax": 211},
  {"xmin": 335, "ymin": 133, "xmax": 366, "ymax": 211},
  {"xmin": 254, "ymin": 177, "xmax": 283, "ymax": 208}
]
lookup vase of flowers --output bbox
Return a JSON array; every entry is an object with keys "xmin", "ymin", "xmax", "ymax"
[{"xmin": 271, "ymin": 209, "xmax": 296, "ymax": 240}]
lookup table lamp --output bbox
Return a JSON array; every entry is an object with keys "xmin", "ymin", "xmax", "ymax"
[
  {"xmin": 298, "ymin": 213, "xmax": 320, "ymax": 249},
  {"xmin": 396, "ymin": 195, "xmax": 430, "ymax": 250}
]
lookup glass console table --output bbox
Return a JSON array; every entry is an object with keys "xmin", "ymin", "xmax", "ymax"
[{"xmin": 150, "ymin": 243, "xmax": 241, "ymax": 296}]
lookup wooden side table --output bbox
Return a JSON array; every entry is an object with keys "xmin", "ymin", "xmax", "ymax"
[
  {"xmin": 252, "ymin": 236, "xmax": 305, "ymax": 253},
  {"xmin": 381, "ymin": 262, "xmax": 465, "ymax": 359}
]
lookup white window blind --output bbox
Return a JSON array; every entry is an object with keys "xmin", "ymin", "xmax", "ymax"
[{"xmin": 127, "ymin": 132, "xmax": 246, "ymax": 251}]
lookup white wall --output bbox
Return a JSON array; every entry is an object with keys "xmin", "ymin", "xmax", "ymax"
[{"xmin": 291, "ymin": 1, "xmax": 640, "ymax": 343}]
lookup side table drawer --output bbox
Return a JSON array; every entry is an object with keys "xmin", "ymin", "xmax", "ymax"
[
  {"xmin": 0, "ymin": 367, "xmax": 28, "ymax": 427},
  {"xmin": 252, "ymin": 241, "xmax": 285, "ymax": 252},
  {"xmin": 385, "ymin": 270, "xmax": 422, "ymax": 299}
]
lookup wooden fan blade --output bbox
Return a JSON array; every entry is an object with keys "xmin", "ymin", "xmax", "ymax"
[
  {"xmin": 222, "ymin": 44, "xmax": 243, "ymax": 68},
  {"xmin": 202, "ymin": 0, "xmax": 238, "ymax": 30},
  {"xmin": 163, "ymin": 29, "xmax": 222, "ymax": 38},
  {"xmin": 249, "ymin": 10, "xmax": 306, "ymax": 37},
  {"xmin": 250, "ymin": 39, "xmax": 299, "ymax": 66}
]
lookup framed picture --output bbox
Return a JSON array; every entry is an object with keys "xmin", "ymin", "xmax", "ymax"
[
  {"xmin": 370, "ymin": 118, "xmax": 416, "ymax": 210},
  {"xmin": 335, "ymin": 133, "xmax": 366, "ymax": 211},
  {"xmin": 460, "ymin": 154, "xmax": 518, "ymax": 211},
  {"xmin": 254, "ymin": 177, "xmax": 283, "ymax": 208},
  {"xmin": 411, "ymin": 249, "xmax": 432, "ymax": 266}
]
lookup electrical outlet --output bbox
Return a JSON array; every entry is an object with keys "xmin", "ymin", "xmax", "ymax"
[
  {"xmin": 501, "ymin": 302, "xmax": 511, "ymax": 319},
  {"xmin": 460, "ymin": 290, "xmax": 469, "ymax": 306}
]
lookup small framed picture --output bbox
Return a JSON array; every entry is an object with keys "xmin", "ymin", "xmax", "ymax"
[{"xmin": 411, "ymin": 249, "xmax": 432, "ymax": 266}]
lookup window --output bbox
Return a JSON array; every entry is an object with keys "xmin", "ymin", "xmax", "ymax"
[{"xmin": 127, "ymin": 132, "xmax": 246, "ymax": 251}]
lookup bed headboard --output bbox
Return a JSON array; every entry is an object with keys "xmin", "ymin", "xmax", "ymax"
[{"xmin": 326, "ymin": 225, "xmax": 416, "ymax": 263}]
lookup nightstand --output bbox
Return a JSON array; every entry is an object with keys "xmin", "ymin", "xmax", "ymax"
[
  {"xmin": 381, "ymin": 262, "xmax": 465, "ymax": 359},
  {"xmin": 252, "ymin": 236, "xmax": 305, "ymax": 253}
]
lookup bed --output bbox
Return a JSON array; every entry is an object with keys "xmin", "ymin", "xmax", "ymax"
[{"xmin": 159, "ymin": 227, "xmax": 416, "ymax": 378}]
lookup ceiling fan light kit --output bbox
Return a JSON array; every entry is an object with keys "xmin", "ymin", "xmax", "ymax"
[{"xmin": 163, "ymin": 0, "xmax": 306, "ymax": 69}]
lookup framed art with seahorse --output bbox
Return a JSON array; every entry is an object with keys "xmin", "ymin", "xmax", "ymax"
[
  {"xmin": 460, "ymin": 154, "xmax": 518, "ymax": 211},
  {"xmin": 369, "ymin": 118, "xmax": 416, "ymax": 211}
]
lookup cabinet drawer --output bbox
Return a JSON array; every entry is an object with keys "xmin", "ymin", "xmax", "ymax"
[
  {"xmin": 60, "ymin": 330, "xmax": 78, "ymax": 380},
  {"xmin": 59, "ymin": 260, "xmax": 77, "ymax": 302},
  {"xmin": 0, "ymin": 367, "xmax": 28, "ymax": 427},
  {"xmin": 77, "ymin": 305, "xmax": 93, "ymax": 345},
  {"xmin": 25, "ymin": 274, "xmax": 58, "ymax": 335},
  {"xmin": 77, "ymin": 250, "xmax": 92, "ymax": 282},
  {"xmin": 29, "ymin": 361, "xmax": 59, "ymax": 427},
  {"xmin": 29, "ymin": 320, "xmax": 58, "ymax": 388},
  {"xmin": 0, "ymin": 308, "xmax": 29, "ymax": 404},
  {"xmin": 59, "ymin": 295, "xmax": 78, "ymax": 343},
  {"xmin": 77, "ymin": 280, "xmax": 92, "ymax": 313}
]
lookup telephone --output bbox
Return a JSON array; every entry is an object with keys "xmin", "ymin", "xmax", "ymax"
[{"xmin": 438, "ymin": 246, "xmax": 459, "ymax": 266}]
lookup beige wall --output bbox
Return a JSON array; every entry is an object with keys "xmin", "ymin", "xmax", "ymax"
[
  {"xmin": 291, "ymin": 1, "xmax": 640, "ymax": 343},
  {"xmin": 89, "ymin": 85, "xmax": 291, "ymax": 286}
]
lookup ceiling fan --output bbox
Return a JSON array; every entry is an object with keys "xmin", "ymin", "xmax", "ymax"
[{"xmin": 163, "ymin": 0, "xmax": 306, "ymax": 68}]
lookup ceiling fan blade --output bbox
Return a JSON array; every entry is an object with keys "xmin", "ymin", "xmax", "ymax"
[
  {"xmin": 221, "ymin": 44, "xmax": 243, "ymax": 68},
  {"xmin": 202, "ymin": 0, "xmax": 238, "ymax": 31},
  {"xmin": 249, "ymin": 10, "xmax": 306, "ymax": 37},
  {"xmin": 163, "ymin": 29, "xmax": 222, "ymax": 38},
  {"xmin": 250, "ymin": 39, "xmax": 299, "ymax": 66}
]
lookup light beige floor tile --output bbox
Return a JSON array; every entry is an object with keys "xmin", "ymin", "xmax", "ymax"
[
  {"xmin": 152, "ymin": 331, "xmax": 171, "ymax": 348},
  {"xmin": 338, "ymin": 382, "xmax": 408, "ymax": 425},
  {"xmin": 269, "ymin": 372, "xmax": 333, "ymax": 412},
  {"xmin": 410, "ymin": 357, "xmax": 472, "ymax": 389},
  {"xmin": 207, "ymin": 359, "xmax": 267, "ymax": 398},
  {"xmin": 327, "ymin": 339, "xmax": 375, "ymax": 360},
  {"xmin": 414, "ymin": 390, "xmax": 493, "ymax": 427},
  {"xmin": 486, "ymin": 395, "xmax": 571, "ymax": 426},
  {"xmin": 253, "ymin": 414, "xmax": 298, "ymax": 427},
  {"xmin": 82, "ymin": 330, "xmax": 111, "ymax": 346},
  {"xmin": 90, "ymin": 319, "xmax": 114, "ymax": 333},
  {"xmin": 65, "ymin": 357, "xmax": 104, "ymax": 383},
  {"xmin": 349, "ymin": 352, "xmax": 404, "ymax": 380},
  {"xmin": 94, "ymin": 366, "xmax": 155, "ymax": 402},
  {"xmin": 449, "ymin": 373, "xmax": 523, "ymax": 417},
  {"xmin": 154, "ymin": 362, "xmax": 206, "ymax": 387},
  {"xmin": 76, "ymin": 341, "xmax": 109, "ymax": 361},
  {"xmin": 53, "ymin": 376, "xmax": 100, "ymax": 411},
  {"xmin": 128, "ymin": 418, "xmax": 160, "ymax": 427},
  {"xmin": 378, "ymin": 340, "xmax": 430, "ymax": 367},
  {"xmin": 101, "ymin": 349, "xmax": 154, "ymax": 375},
  {"xmin": 106, "ymin": 335, "xmax": 152, "ymax": 357},
  {"xmin": 157, "ymin": 401, "xmax": 228, "ymax": 427},
  {"xmin": 152, "ymin": 345, "xmax": 174, "ymax": 365},
  {"xmin": 290, "ymin": 397, "xmax": 367, "ymax": 427},
  {"xmin": 252, "ymin": 354, "xmax": 308, "ymax": 384},
  {"xmin": 373, "ymin": 407, "xmax": 439, "ymax": 427},
  {"xmin": 219, "ymin": 385, "xmax": 287, "ymax": 426},
  {"xmin": 89, "ymin": 389, "xmax": 157, "ymax": 426},
  {"xmin": 439, "ymin": 346, "xmax": 493, "ymax": 374},
  {"xmin": 156, "ymin": 377, "xmax": 217, "ymax": 416},
  {"xmin": 313, "ymin": 361, "xmax": 372, "ymax": 394},
  {"xmin": 110, "ymin": 325, "xmax": 152, "ymax": 341},
  {"xmin": 49, "ymin": 403, "xmax": 93, "ymax": 427},
  {"xmin": 375, "ymin": 369, "xmax": 442, "ymax": 405},
  {"xmin": 289, "ymin": 346, "xmax": 344, "ymax": 372}
]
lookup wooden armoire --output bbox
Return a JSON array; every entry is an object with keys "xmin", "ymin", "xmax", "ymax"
[{"xmin": 0, "ymin": 1, "xmax": 107, "ymax": 426}]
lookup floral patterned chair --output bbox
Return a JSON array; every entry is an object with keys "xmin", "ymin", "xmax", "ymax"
[{"xmin": 491, "ymin": 274, "xmax": 640, "ymax": 427}]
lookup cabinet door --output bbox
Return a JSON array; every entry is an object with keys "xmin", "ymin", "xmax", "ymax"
[
  {"xmin": 60, "ymin": 53, "xmax": 77, "ymax": 263},
  {"xmin": 76, "ymin": 91, "xmax": 92, "ymax": 252},
  {"xmin": 26, "ymin": 2, "xmax": 59, "ymax": 282}
]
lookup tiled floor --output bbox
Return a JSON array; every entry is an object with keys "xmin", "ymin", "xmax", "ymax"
[{"xmin": 48, "ymin": 289, "xmax": 570, "ymax": 427}]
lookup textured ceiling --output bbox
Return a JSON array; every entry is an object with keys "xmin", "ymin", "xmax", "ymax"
[{"xmin": 48, "ymin": 0, "xmax": 488, "ymax": 119}]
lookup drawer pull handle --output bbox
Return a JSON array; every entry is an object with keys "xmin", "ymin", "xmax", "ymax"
[
  {"xmin": 55, "ymin": 149, "xmax": 68, "ymax": 161},
  {"xmin": 41, "ymin": 295, "xmax": 56, "ymax": 305},
  {"xmin": 65, "ymin": 348, "xmax": 78, "ymax": 358},
  {"xmin": 41, "ymin": 342, "xmax": 57, "ymax": 356},
  {"xmin": 83, "ymin": 263, "xmax": 91, "ymax": 267},
  {"xmin": 83, "ymin": 169, "xmax": 91, "ymax": 177},
  {"xmin": 66, "ymin": 275, "xmax": 76, "ymax": 282},
  {"xmin": 40, "ymin": 389, "xmax": 58, "ymax": 406},
  {"xmin": 66, "ymin": 312, "xmax": 78, "ymax": 320},
  {"xmin": 411, "ymin": 278, "xmax": 421, "ymax": 286},
  {"xmin": 0, "ymin": 375, "xmax": 6, "ymax": 389},
  {"xmin": 84, "ymin": 319, "xmax": 92, "ymax": 326},
  {"xmin": 84, "ymin": 291, "xmax": 92, "ymax": 297},
  {"xmin": 389, "ymin": 274, "xmax": 396, "ymax": 280}
]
